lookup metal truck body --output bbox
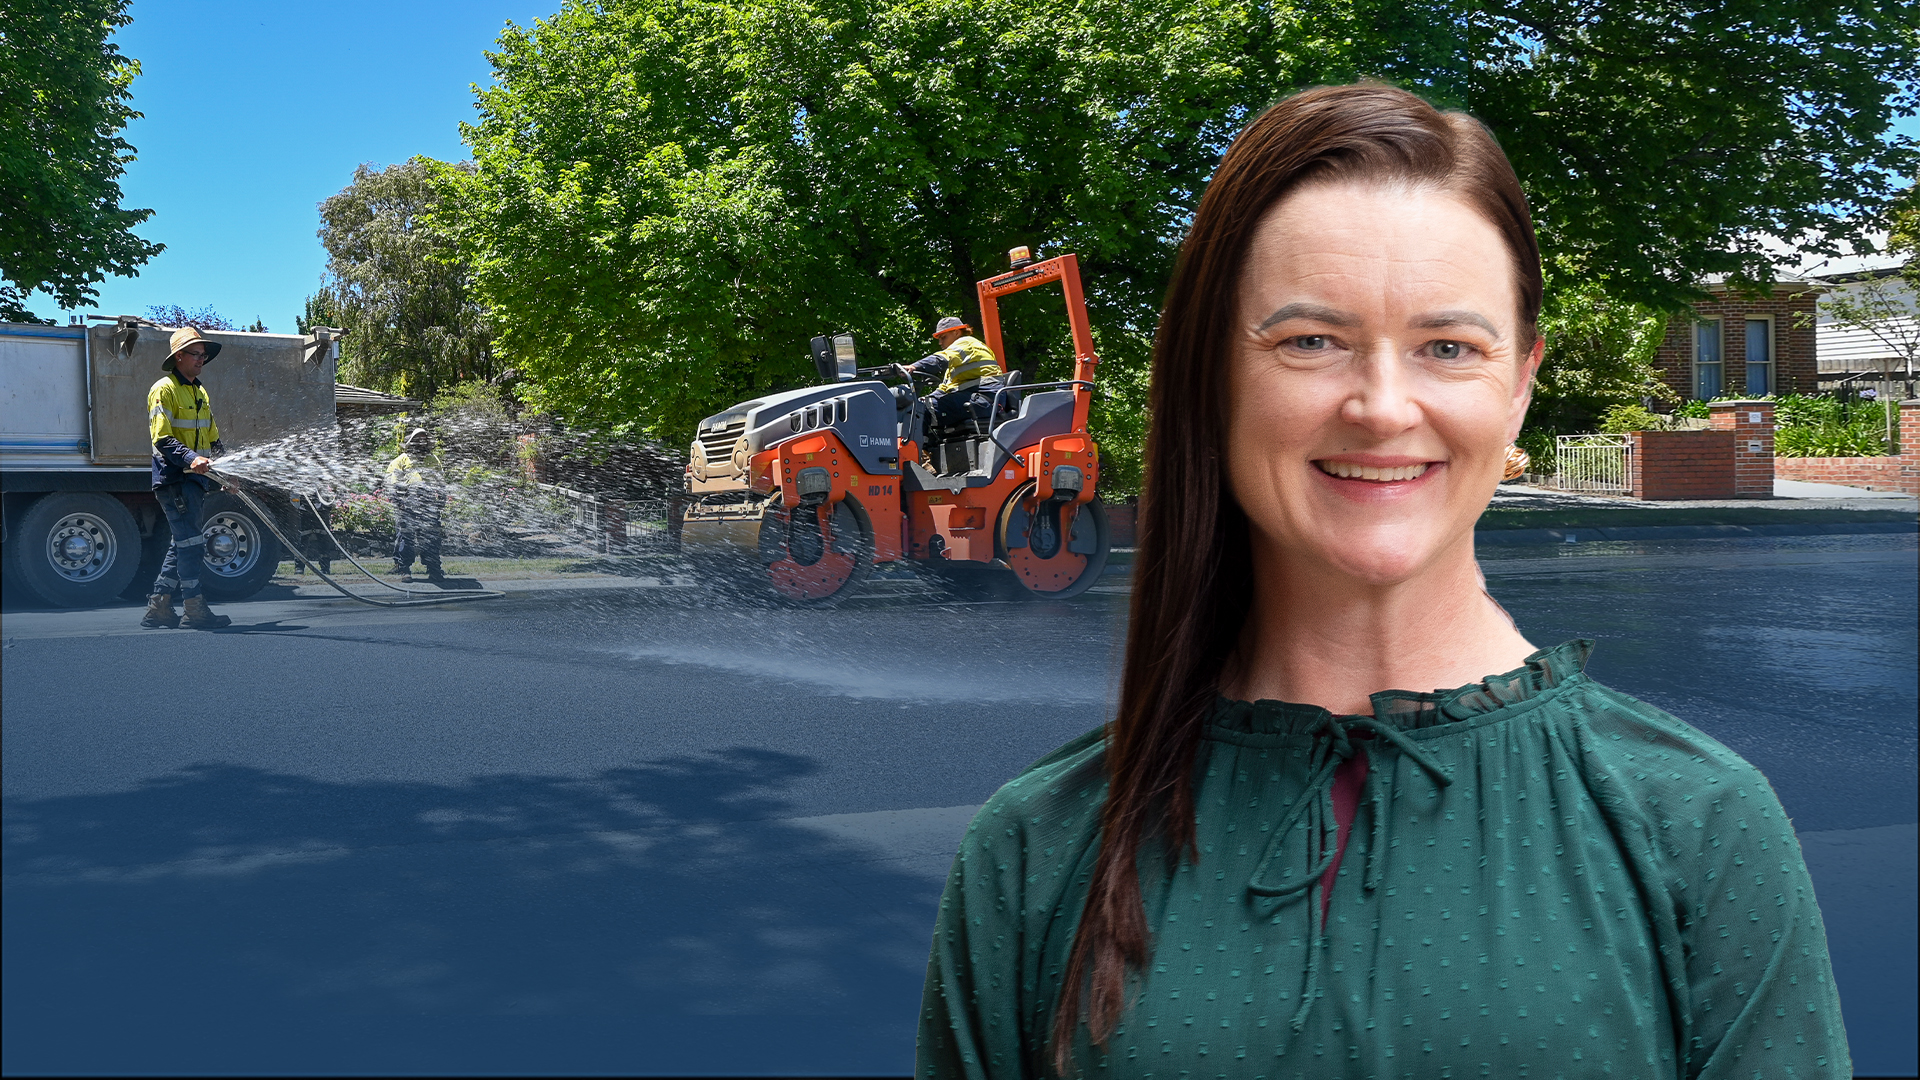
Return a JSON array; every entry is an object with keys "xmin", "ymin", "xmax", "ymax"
[
  {"xmin": 1, "ymin": 321, "xmax": 338, "ymax": 607},
  {"xmin": 679, "ymin": 252, "xmax": 1111, "ymax": 603}
]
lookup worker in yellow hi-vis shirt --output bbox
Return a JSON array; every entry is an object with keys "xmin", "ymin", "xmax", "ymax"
[
  {"xmin": 381, "ymin": 428, "xmax": 445, "ymax": 583},
  {"xmin": 141, "ymin": 326, "xmax": 231, "ymax": 629},
  {"xmin": 890, "ymin": 316, "xmax": 1005, "ymax": 450}
]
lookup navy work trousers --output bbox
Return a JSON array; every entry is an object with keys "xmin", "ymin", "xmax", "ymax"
[
  {"xmin": 393, "ymin": 495, "xmax": 443, "ymax": 574},
  {"xmin": 924, "ymin": 382, "xmax": 1002, "ymax": 441},
  {"xmin": 152, "ymin": 482, "xmax": 207, "ymax": 599}
]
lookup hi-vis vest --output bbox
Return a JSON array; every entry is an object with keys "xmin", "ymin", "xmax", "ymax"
[
  {"xmin": 385, "ymin": 452, "xmax": 423, "ymax": 487},
  {"xmin": 148, "ymin": 373, "xmax": 218, "ymax": 454},
  {"xmin": 933, "ymin": 335, "xmax": 1002, "ymax": 393}
]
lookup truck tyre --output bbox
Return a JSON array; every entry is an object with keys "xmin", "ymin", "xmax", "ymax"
[
  {"xmin": 198, "ymin": 491, "xmax": 283, "ymax": 600},
  {"xmin": 6, "ymin": 492, "xmax": 142, "ymax": 608}
]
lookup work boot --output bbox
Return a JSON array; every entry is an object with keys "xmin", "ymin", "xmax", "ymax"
[
  {"xmin": 181, "ymin": 596, "xmax": 232, "ymax": 630},
  {"xmin": 425, "ymin": 567, "xmax": 445, "ymax": 583},
  {"xmin": 399, "ymin": 572, "xmax": 414, "ymax": 583},
  {"xmin": 141, "ymin": 593, "xmax": 180, "ymax": 629}
]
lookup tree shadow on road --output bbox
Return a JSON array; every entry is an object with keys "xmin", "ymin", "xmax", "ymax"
[{"xmin": 2, "ymin": 750, "xmax": 944, "ymax": 1074}]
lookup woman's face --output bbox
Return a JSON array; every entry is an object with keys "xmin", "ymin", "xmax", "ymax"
[{"xmin": 1226, "ymin": 181, "xmax": 1541, "ymax": 586}]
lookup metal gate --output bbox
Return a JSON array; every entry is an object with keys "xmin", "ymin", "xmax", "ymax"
[{"xmin": 1554, "ymin": 434, "xmax": 1631, "ymax": 494}]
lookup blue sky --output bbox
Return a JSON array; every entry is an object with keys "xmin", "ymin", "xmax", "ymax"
[
  {"xmin": 43, "ymin": 0, "xmax": 548, "ymax": 330},
  {"xmin": 30, "ymin": 1, "xmax": 1920, "ymax": 330}
]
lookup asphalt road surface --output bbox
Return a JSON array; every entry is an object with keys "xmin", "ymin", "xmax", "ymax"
[{"xmin": 4, "ymin": 533, "xmax": 1916, "ymax": 1076}]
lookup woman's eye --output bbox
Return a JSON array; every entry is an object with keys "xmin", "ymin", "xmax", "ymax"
[
  {"xmin": 1290, "ymin": 335, "xmax": 1329, "ymax": 351},
  {"xmin": 1429, "ymin": 340, "xmax": 1468, "ymax": 360}
]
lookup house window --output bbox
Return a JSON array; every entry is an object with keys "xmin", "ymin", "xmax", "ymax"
[
  {"xmin": 1694, "ymin": 319, "xmax": 1723, "ymax": 400},
  {"xmin": 1744, "ymin": 316, "xmax": 1772, "ymax": 396}
]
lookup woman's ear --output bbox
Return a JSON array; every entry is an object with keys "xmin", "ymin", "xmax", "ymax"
[{"xmin": 1507, "ymin": 337, "xmax": 1544, "ymax": 443}]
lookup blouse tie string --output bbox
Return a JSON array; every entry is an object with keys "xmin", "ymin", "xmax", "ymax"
[{"xmin": 1244, "ymin": 713, "xmax": 1454, "ymax": 1033}]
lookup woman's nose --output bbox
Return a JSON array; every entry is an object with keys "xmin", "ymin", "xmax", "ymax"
[{"xmin": 1337, "ymin": 348, "xmax": 1422, "ymax": 437}]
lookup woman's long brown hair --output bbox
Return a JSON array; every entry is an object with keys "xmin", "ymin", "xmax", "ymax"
[{"xmin": 1049, "ymin": 83, "xmax": 1543, "ymax": 1072}]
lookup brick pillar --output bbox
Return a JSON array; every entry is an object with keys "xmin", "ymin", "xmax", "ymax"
[
  {"xmin": 1709, "ymin": 400, "xmax": 1775, "ymax": 498},
  {"xmin": 1901, "ymin": 400, "xmax": 1920, "ymax": 496}
]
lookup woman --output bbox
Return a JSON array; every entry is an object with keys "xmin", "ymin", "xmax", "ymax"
[{"xmin": 917, "ymin": 84, "xmax": 1847, "ymax": 1078}]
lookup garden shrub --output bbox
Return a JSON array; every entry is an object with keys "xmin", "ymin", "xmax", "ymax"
[
  {"xmin": 1772, "ymin": 394, "xmax": 1893, "ymax": 457},
  {"xmin": 1598, "ymin": 403, "xmax": 1666, "ymax": 434}
]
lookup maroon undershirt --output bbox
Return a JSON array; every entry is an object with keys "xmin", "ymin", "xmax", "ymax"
[{"xmin": 1320, "ymin": 741, "xmax": 1371, "ymax": 928}]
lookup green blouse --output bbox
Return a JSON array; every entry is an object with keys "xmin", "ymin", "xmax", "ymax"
[{"xmin": 917, "ymin": 642, "xmax": 1848, "ymax": 1078}]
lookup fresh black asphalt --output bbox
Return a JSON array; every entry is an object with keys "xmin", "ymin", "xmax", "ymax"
[{"xmin": 3, "ymin": 532, "xmax": 1915, "ymax": 1075}]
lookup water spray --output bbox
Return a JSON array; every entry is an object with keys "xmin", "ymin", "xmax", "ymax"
[{"xmin": 207, "ymin": 468, "xmax": 505, "ymax": 608}]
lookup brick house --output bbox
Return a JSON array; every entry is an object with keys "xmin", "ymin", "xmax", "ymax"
[{"xmin": 1651, "ymin": 277, "xmax": 1820, "ymax": 401}]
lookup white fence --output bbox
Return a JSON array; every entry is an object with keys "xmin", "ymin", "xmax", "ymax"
[{"xmin": 1554, "ymin": 434, "xmax": 1631, "ymax": 494}]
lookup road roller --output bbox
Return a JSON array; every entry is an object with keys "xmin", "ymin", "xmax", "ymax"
[{"xmin": 679, "ymin": 249, "xmax": 1111, "ymax": 604}]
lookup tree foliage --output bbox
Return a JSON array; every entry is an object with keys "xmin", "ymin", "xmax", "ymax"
[
  {"xmin": 144, "ymin": 304, "xmax": 235, "ymax": 330},
  {"xmin": 446, "ymin": 0, "xmax": 1415, "ymax": 450},
  {"xmin": 1526, "ymin": 275, "xmax": 1673, "ymax": 436},
  {"xmin": 1472, "ymin": 0, "xmax": 1919, "ymax": 309},
  {"xmin": 1892, "ymin": 185, "xmax": 1919, "ymax": 292},
  {"xmin": 316, "ymin": 158, "xmax": 495, "ymax": 400},
  {"xmin": 445, "ymin": 0, "xmax": 1918, "ymax": 478},
  {"xmin": 0, "ymin": 0, "xmax": 162, "ymax": 321}
]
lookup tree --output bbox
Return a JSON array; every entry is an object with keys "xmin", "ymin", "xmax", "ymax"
[
  {"xmin": 1472, "ymin": 0, "xmax": 1919, "ymax": 311},
  {"xmin": 317, "ymin": 158, "xmax": 495, "ymax": 400},
  {"xmin": 1890, "ymin": 181, "xmax": 1919, "ymax": 293},
  {"xmin": 448, "ymin": 0, "xmax": 1918, "ymax": 482},
  {"xmin": 446, "ymin": 0, "xmax": 1404, "ymax": 452},
  {"xmin": 143, "ymin": 304, "xmax": 235, "ymax": 330},
  {"xmin": 1819, "ymin": 271, "xmax": 1917, "ymax": 445},
  {"xmin": 1527, "ymin": 276, "xmax": 1673, "ymax": 437},
  {"xmin": 0, "ymin": 0, "xmax": 162, "ymax": 322}
]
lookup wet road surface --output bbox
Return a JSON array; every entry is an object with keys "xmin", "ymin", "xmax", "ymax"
[{"xmin": 3, "ymin": 533, "xmax": 1915, "ymax": 1075}]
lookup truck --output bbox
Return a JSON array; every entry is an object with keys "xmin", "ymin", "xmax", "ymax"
[
  {"xmin": 679, "ymin": 249, "xmax": 1112, "ymax": 604},
  {"xmin": 1, "ymin": 319, "xmax": 340, "ymax": 608}
]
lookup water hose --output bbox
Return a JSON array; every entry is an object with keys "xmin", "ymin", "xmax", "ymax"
[{"xmin": 209, "ymin": 470, "xmax": 504, "ymax": 608}]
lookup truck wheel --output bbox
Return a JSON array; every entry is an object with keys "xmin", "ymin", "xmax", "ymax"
[
  {"xmin": 5, "ymin": 493, "xmax": 142, "ymax": 608},
  {"xmin": 996, "ymin": 484, "xmax": 1110, "ymax": 599},
  {"xmin": 756, "ymin": 493, "xmax": 874, "ymax": 606},
  {"xmin": 198, "ymin": 492, "xmax": 283, "ymax": 600}
]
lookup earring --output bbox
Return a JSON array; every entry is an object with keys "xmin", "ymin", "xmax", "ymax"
[{"xmin": 1502, "ymin": 443, "xmax": 1530, "ymax": 482}]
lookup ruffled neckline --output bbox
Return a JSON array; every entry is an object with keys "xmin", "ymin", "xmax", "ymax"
[{"xmin": 1211, "ymin": 639, "xmax": 1593, "ymax": 738}]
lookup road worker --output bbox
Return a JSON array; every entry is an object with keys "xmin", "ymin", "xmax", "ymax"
[
  {"xmin": 891, "ymin": 316, "xmax": 1005, "ymax": 449},
  {"xmin": 141, "ymin": 327, "xmax": 232, "ymax": 629},
  {"xmin": 383, "ymin": 428, "xmax": 445, "ymax": 583}
]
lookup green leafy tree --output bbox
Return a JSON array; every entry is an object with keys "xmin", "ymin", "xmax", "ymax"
[
  {"xmin": 445, "ymin": 0, "xmax": 1405, "ymax": 455},
  {"xmin": 0, "ymin": 0, "xmax": 162, "ymax": 321},
  {"xmin": 1526, "ymin": 276, "xmax": 1673, "ymax": 436},
  {"xmin": 449, "ymin": 0, "xmax": 1917, "ymax": 486},
  {"xmin": 1891, "ymin": 185, "xmax": 1919, "ymax": 292},
  {"xmin": 1818, "ymin": 269, "xmax": 1916, "ymax": 445},
  {"xmin": 295, "ymin": 287, "xmax": 342, "ymax": 335},
  {"xmin": 317, "ymin": 158, "xmax": 495, "ymax": 400},
  {"xmin": 1472, "ymin": 0, "xmax": 1918, "ymax": 310}
]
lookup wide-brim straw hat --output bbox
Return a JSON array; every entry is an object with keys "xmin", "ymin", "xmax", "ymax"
[{"xmin": 162, "ymin": 326, "xmax": 222, "ymax": 370}]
